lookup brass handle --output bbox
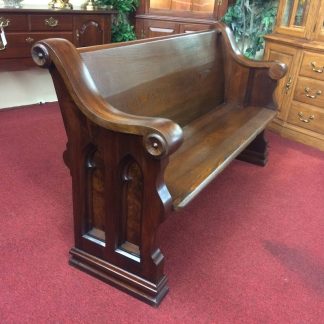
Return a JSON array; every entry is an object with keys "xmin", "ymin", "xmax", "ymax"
[
  {"xmin": 304, "ymin": 87, "xmax": 322, "ymax": 99},
  {"xmin": 298, "ymin": 112, "xmax": 315, "ymax": 123},
  {"xmin": 285, "ymin": 77, "xmax": 293, "ymax": 94},
  {"xmin": 76, "ymin": 29, "xmax": 80, "ymax": 41},
  {"xmin": 311, "ymin": 62, "xmax": 324, "ymax": 73},
  {"xmin": 0, "ymin": 17, "xmax": 10, "ymax": 28},
  {"xmin": 0, "ymin": 26, "xmax": 7, "ymax": 51},
  {"xmin": 25, "ymin": 37, "xmax": 35, "ymax": 44},
  {"xmin": 140, "ymin": 29, "xmax": 146, "ymax": 39},
  {"xmin": 44, "ymin": 17, "xmax": 59, "ymax": 27}
]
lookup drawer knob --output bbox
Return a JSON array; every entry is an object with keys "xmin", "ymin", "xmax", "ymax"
[
  {"xmin": 311, "ymin": 62, "xmax": 324, "ymax": 73},
  {"xmin": 298, "ymin": 112, "xmax": 315, "ymax": 123},
  {"xmin": 44, "ymin": 17, "xmax": 59, "ymax": 27},
  {"xmin": 304, "ymin": 87, "xmax": 322, "ymax": 99},
  {"xmin": 0, "ymin": 17, "xmax": 10, "ymax": 28}
]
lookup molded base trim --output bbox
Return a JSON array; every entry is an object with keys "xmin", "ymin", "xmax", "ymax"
[
  {"xmin": 268, "ymin": 121, "xmax": 324, "ymax": 152},
  {"xmin": 69, "ymin": 247, "xmax": 169, "ymax": 307}
]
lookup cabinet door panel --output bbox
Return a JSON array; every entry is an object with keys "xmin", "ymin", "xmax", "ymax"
[
  {"xmin": 74, "ymin": 15, "xmax": 108, "ymax": 47},
  {"xmin": 264, "ymin": 42, "xmax": 300, "ymax": 121}
]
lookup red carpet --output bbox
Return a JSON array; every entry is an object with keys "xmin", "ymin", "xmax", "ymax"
[{"xmin": 1, "ymin": 103, "xmax": 324, "ymax": 323}]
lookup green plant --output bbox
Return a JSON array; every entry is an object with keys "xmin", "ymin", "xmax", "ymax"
[
  {"xmin": 95, "ymin": 0, "xmax": 138, "ymax": 42},
  {"xmin": 222, "ymin": 0, "xmax": 279, "ymax": 58},
  {"xmin": 112, "ymin": 14, "xmax": 137, "ymax": 42}
]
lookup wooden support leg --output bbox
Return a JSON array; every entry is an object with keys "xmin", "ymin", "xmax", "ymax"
[
  {"xmin": 65, "ymin": 125, "xmax": 171, "ymax": 307},
  {"xmin": 236, "ymin": 131, "xmax": 269, "ymax": 166}
]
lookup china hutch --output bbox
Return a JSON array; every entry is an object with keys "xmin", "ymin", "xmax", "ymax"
[
  {"xmin": 135, "ymin": 0, "xmax": 234, "ymax": 39},
  {"xmin": 264, "ymin": 0, "xmax": 324, "ymax": 151}
]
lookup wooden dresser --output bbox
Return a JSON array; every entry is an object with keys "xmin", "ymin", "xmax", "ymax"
[
  {"xmin": 264, "ymin": 0, "xmax": 324, "ymax": 151},
  {"xmin": 0, "ymin": 5, "xmax": 115, "ymax": 70}
]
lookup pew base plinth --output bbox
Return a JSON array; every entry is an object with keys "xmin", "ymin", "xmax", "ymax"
[{"xmin": 69, "ymin": 248, "xmax": 169, "ymax": 307}]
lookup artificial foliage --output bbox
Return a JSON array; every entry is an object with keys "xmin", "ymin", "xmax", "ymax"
[
  {"xmin": 223, "ymin": 0, "xmax": 279, "ymax": 58},
  {"xmin": 95, "ymin": 0, "xmax": 138, "ymax": 42}
]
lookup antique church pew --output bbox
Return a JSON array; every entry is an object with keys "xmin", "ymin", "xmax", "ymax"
[{"xmin": 31, "ymin": 22, "xmax": 286, "ymax": 306}]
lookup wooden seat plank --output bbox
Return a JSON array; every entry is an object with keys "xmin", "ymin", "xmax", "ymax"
[{"xmin": 165, "ymin": 105, "xmax": 276, "ymax": 209}]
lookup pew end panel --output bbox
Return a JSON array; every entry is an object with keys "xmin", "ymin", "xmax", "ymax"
[{"xmin": 32, "ymin": 23, "xmax": 286, "ymax": 306}]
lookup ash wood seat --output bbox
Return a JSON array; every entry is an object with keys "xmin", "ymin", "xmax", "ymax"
[{"xmin": 32, "ymin": 23, "xmax": 286, "ymax": 307}]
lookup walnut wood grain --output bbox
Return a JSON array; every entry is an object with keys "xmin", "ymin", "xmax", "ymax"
[
  {"xmin": 165, "ymin": 105, "xmax": 276, "ymax": 209},
  {"xmin": 32, "ymin": 22, "xmax": 286, "ymax": 306}
]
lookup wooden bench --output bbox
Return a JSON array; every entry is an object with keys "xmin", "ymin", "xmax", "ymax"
[{"xmin": 32, "ymin": 22, "xmax": 286, "ymax": 306}]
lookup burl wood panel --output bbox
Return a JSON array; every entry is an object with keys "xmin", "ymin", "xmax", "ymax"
[
  {"xmin": 86, "ymin": 145, "xmax": 106, "ymax": 238},
  {"xmin": 120, "ymin": 157, "xmax": 143, "ymax": 256}
]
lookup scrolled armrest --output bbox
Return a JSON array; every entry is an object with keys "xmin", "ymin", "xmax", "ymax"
[
  {"xmin": 32, "ymin": 39, "xmax": 183, "ymax": 159},
  {"xmin": 215, "ymin": 22, "xmax": 287, "ymax": 80}
]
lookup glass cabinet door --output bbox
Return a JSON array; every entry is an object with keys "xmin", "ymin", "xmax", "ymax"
[
  {"xmin": 316, "ymin": 20, "xmax": 324, "ymax": 41},
  {"xmin": 149, "ymin": 0, "xmax": 172, "ymax": 10},
  {"xmin": 314, "ymin": 2, "xmax": 324, "ymax": 41},
  {"xmin": 320, "ymin": 20, "xmax": 324, "ymax": 40},
  {"xmin": 281, "ymin": 0, "xmax": 310, "ymax": 27},
  {"xmin": 280, "ymin": 0, "xmax": 294, "ymax": 27},
  {"xmin": 149, "ymin": 0, "xmax": 216, "ymax": 16},
  {"xmin": 276, "ymin": 0, "xmax": 315, "ymax": 38}
]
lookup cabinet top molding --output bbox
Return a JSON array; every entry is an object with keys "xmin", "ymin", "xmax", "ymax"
[{"xmin": 0, "ymin": 5, "xmax": 117, "ymax": 14}]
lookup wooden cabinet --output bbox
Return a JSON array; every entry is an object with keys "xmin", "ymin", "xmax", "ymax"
[
  {"xmin": 0, "ymin": 6, "xmax": 115, "ymax": 70},
  {"xmin": 264, "ymin": 0, "xmax": 324, "ymax": 151},
  {"xmin": 135, "ymin": 0, "xmax": 234, "ymax": 39}
]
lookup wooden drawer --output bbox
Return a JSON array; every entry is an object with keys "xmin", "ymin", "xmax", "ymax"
[
  {"xmin": 300, "ymin": 51, "xmax": 324, "ymax": 81},
  {"xmin": 0, "ymin": 32, "xmax": 73, "ymax": 58},
  {"xmin": 144, "ymin": 20, "xmax": 179, "ymax": 38},
  {"xmin": 293, "ymin": 76, "xmax": 324, "ymax": 108},
  {"xmin": 0, "ymin": 14, "xmax": 29, "ymax": 31},
  {"xmin": 30, "ymin": 15, "xmax": 73, "ymax": 31},
  {"xmin": 287, "ymin": 101, "xmax": 324, "ymax": 135},
  {"xmin": 179, "ymin": 23, "xmax": 214, "ymax": 34}
]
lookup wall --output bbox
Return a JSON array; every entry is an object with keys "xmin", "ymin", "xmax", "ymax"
[{"xmin": 0, "ymin": 0, "xmax": 83, "ymax": 109}]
